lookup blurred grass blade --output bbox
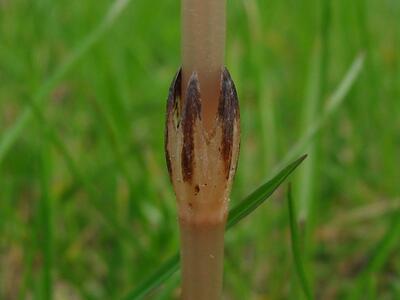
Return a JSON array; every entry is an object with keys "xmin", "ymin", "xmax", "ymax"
[
  {"xmin": 244, "ymin": 0, "xmax": 277, "ymax": 170},
  {"xmin": 0, "ymin": 0, "xmax": 132, "ymax": 167},
  {"xmin": 287, "ymin": 184, "xmax": 313, "ymax": 300},
  {"xmin": 351, "ymin": 207, "xmax": 400, "ymax": 298},
  {"xmin": 39, "ymin": 141, "xmax": 53, "ymax": 300},
  {"xmin": 275, "ymin": 53, "xmax": 365, "ymax": 172},
  {"xmin": 155, "ymin": 273, "xmax": 180, "ymax": 300},
  {"xmin": 123, "ymin": 254, "xmax": 180, "ymax": 300},
  {"xmin": 122, "ymin": 155, "xmax": 307, "ymax": 300},
  {"xmin": 296, "ymin": 42, "xmax": 321, "ymax": 223},
  {"xmin": 362, "ymin": 209, "xmax": 400, "ymax": 273}
]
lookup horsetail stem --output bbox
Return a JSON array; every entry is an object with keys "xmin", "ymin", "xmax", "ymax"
[
  {"xmin": 165, "ymin": 1, "xmax": 240, "ymax": 298},
  {"xmin": 182, "ymin": 0, "xmax": 226, "ymax": 132}
]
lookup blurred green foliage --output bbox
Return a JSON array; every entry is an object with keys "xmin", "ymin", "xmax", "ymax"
[{"xmin": 0, "ymin": 0, "xmax": 399, "ymax": 299}]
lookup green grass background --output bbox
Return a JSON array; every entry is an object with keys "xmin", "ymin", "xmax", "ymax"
[{"xmin": 1, "ymin": 0, "xmax": 399, "ymax": 299}]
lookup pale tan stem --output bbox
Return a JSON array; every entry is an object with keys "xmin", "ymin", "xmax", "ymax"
[
  {"xmin": 180, "ymin": 219, "xmax": 226, "ymax": 300},
  {"xmin": 180, "ymin": 0, "xmax": 228, "ymax": 298},
  {"xmin": 181, "ymin": 0, "xmax": 226, "ymax": 131}
]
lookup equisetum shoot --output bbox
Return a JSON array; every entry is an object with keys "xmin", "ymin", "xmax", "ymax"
[{"xmin": 165, "ymin": 0, "xmax": 240, "ymax": 298}]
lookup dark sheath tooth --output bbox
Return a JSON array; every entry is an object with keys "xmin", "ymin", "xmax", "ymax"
[
  {"xmin": 181, "ymin": 72, "xmax": 202, "ymax": 183},
  {"xmin": 165, "ymin": 69, "xmax": 182, "ymax": 179},
  {"xmin": 218, "ymin": 67, "xmax": 240, "ymax": 179}
]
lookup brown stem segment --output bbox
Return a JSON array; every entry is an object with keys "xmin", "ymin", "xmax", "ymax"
[{"xmin": 180, "ymin": 219, "xmax": 226, "ymax": 300}]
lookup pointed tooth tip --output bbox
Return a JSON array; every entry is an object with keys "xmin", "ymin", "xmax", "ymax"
[{"xmin": 182, "ymin": 71, "xmax": 202, "ymax": 120}]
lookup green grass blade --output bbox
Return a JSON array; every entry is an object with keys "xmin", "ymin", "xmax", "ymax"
[
  {"xmin": 287, "ymin": 184, "xmax": 313, "ymax": 300},
  {"xmin": 23, "ymin": 94, "xmax": 147, "ymax": 254},
  {"xmin": 155, "ymin": 273, "xmax": 180, "ymax": 300},
  {"xmin": 363, "ymin": 209, "xmax": 400, "ymax": 274},
  {"xmin": 38, "ymin": 141, "xmax": 53, "ymax": 300},
  {"xmin": 274, "ymin": 53, "xmax": 365, "ymax": 172},
  {"xmin": 244, "ymin": 0, "xmax": 277, "ymax": 170},
  {"xmin": 0, "ymin": 0, "xmax": 132, "ymax": 167},
  {"xmin": 0, "ymin": 109, "xmax": 30, "ymax": 167},
  {"xmin": 350, "ymin": 207, "xmax": 400, "ymax": 299},
  {"xmin": 227, "ymin": 154, "xmax": 308, "ymax": 229},
  {"xmin": 122, "ymin": 155, "xmax": 307, "ymax": 300},
  {"xmin": 122, "ymin": 254, "xmax": 180, "ymax": 300},
  {"xmin": 296, "ymin": 41, "xmax": 321, "ymax": 224}
]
